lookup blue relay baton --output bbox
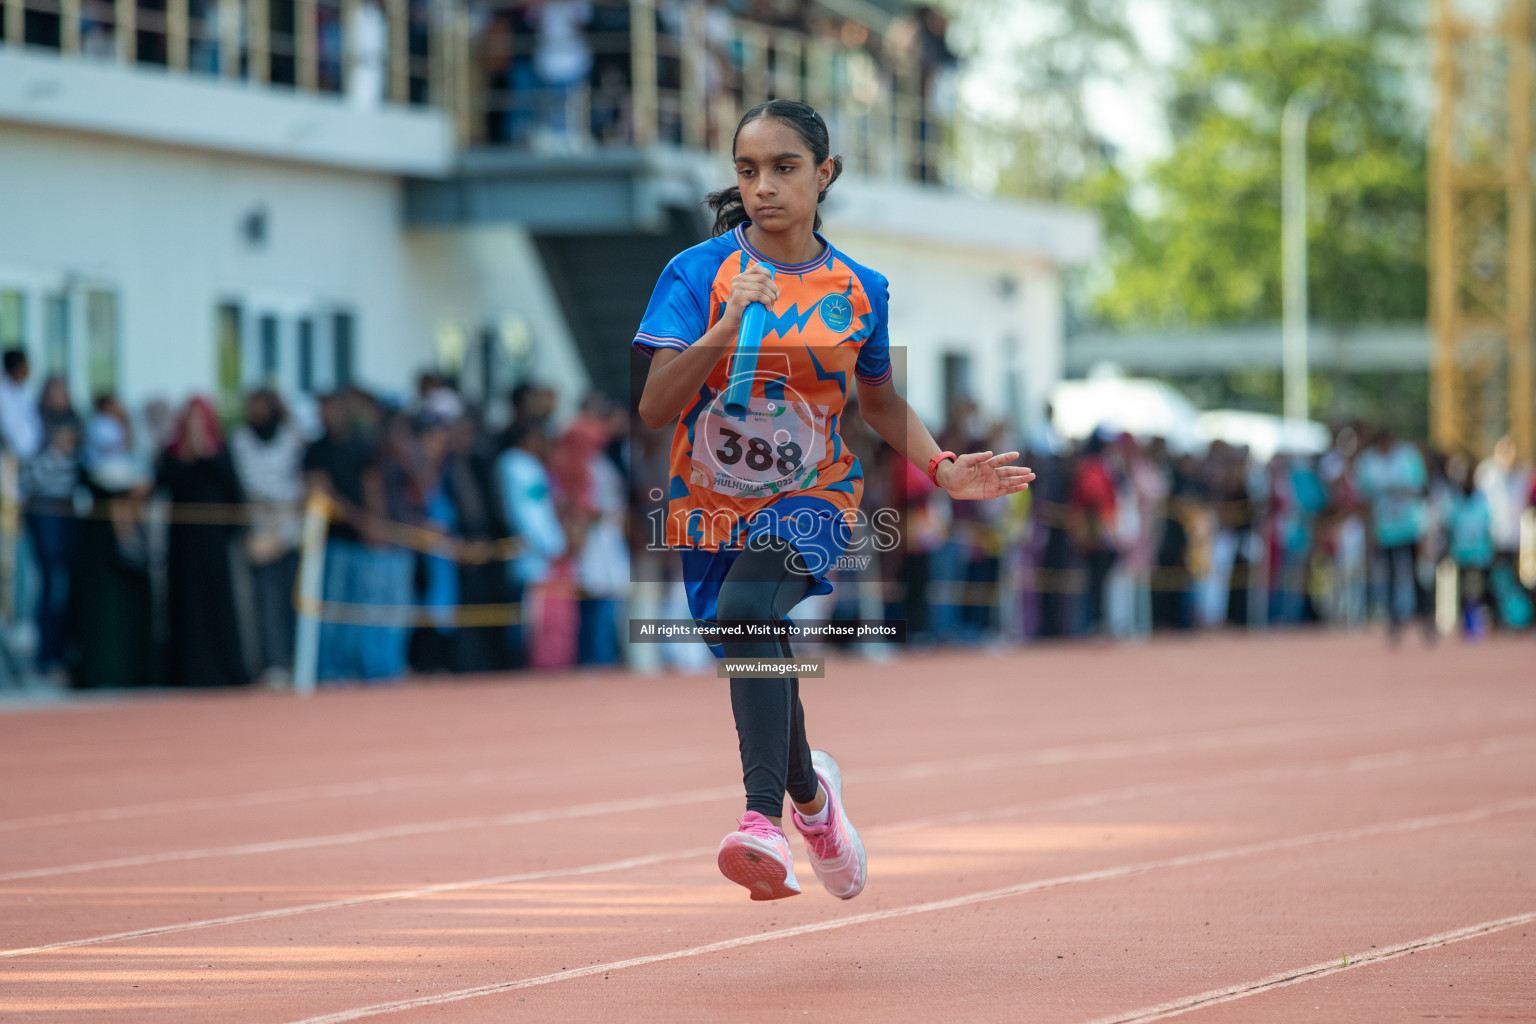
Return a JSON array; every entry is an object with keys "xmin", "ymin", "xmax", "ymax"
[{"xmin": 724, "ymin": 263, "xmax": 775, "ymax": 418}]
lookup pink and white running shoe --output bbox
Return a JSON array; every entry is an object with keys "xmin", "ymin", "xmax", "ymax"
[
  {"xmin": 717, "ymin": 811, "xmax": 802, "ymax": 901},
  {"xmin": 791, "ymin": 749, "xmax": 867, "ymax": 900}
]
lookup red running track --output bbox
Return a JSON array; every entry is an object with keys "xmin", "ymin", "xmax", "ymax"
[{"xmin": 1, "ymin": 631, "xmax": 1533, "ymax": 1022}]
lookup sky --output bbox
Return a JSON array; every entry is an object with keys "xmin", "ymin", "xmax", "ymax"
[
  {"xmin": 943, "ymin": 0, "xmax": 1430, "ymax": 191},
  {"xmin": 948, "ymin": 0, "xmax": 1181, "ymax": 174}
]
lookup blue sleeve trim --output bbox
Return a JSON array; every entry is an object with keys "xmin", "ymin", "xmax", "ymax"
[
  {"xmin": 842, "ymin": 256, "xmax": 891, "ymax": 386},
  {"xmin": 633, "ymin": 335, "xmax": 690, "ymax": 358},
  {"xmin": 634, "ymin": 244, "xmax": 721, "ymax": 361}
]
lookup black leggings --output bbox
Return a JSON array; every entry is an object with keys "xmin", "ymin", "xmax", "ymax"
[{"xmin": 715, "ymin": 534, "xmax": 821, "ymax": 818}]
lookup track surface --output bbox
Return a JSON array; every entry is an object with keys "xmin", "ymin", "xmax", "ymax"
[{"xmin": 1, "ymin": 632, "xmax": 1533, "ymax": 1022}]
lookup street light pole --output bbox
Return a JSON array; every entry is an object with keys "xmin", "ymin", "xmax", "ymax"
[{"xmin": 1281, "ymin": 87, "xmax": 1320, "ymax": 428}]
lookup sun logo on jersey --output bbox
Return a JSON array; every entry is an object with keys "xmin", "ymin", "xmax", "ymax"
[{"xmin": 817, "ymin": 293, "xmax": 853, "ymax": 334}]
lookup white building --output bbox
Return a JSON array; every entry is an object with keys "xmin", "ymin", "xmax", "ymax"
[
  {"xmin": 822, "ymin": 179, "xmax": 1097, "ymax": 436},
  {"xmin": 0, "ymin": 4, "xmax": 1097, "ymax": 433},
  {"xmin": 1, "ymin": 46, "xmax": 454, "ymax": 413}
]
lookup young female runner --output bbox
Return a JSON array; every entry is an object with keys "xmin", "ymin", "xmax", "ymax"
[{"xmin": 634, "ymin": 100, "xmax": 1034, "ymax": 901}]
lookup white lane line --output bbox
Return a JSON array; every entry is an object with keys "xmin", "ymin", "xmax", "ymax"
[
  {"xmin": 279, "ymin": 796, "xmax": 1536, "ymax": 1024},
  {"xmin": 0, "ymin": 773, "xmax": 502, "ymax": 834},
  {"xmin": 878, "ymin": 734, "xmax": 1536, "ymax": 835},
  {"xmin": 2, "ymin": 701, "xmax": 1521, "ymax": 836},
  {"xmin": 1076, "ymin": 911, "xmax": 1536, "ymax": 1024},
  {"xmin": 2, "ymin": 708, "xmax": 1505, "ymax": 883},
  {"xmin": 848, "ymin": 704, "xmax": 1534, "ymax": 786},
  {"xmin": 0, "ymin": 844, "xmax": 715, "ymax": 960},
  {"xmin": 0, "ymin": 746, "xmax": 715, "ymax": 834},
  {"xmin": 6, "ymin": 734, "xmax": 1529, "ymax": 962},
  {"xmin": 0, "ymin": 722, "xmax": 1293, "ymax": 836},
  {"xmin": 0, "ymin": 786, "xmax": 738, "ymax": 884}
]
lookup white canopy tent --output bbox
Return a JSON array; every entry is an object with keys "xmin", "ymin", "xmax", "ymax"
[
  {"xmin": 1050, "ymin": 372, "xmax": 1204, "ymax": 451},
  {"xmin": 1195, "ymin": 410, "xmax": 1331, "ymax": 463},
  {"xmin": 1050, "ymin": 369, "xmax": 1332, "ymax": 461}
]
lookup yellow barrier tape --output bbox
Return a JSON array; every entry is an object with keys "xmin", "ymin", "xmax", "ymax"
[
  {"xmin": 294, "ymin": 566, "xmax": 1314, "ymax": 629},
  {"xmin": 20, "ymin": 495, "xmax": 523, "ymax": 565},
  {"xmin": 295, "ymin": 597, "xmax": 524, "ymax": 628}
]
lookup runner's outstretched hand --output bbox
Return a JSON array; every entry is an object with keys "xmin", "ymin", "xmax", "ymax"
[{"xmin": 936, "ymin": 451, "xmax": 1035, "ymax": 500}]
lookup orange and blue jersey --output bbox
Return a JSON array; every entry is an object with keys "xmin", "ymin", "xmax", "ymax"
[
  {"xmin": 634, "ymin": 224, "xmax": 890, "ymax": 547},
  {"xmin": 634, "ymin": 224, "xmax": 891, "ymax": 641}
]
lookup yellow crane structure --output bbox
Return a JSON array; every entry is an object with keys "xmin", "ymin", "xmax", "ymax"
[{"xmin": 1429, "ymin": 0, "xmax": 1533, "ymax": 460}]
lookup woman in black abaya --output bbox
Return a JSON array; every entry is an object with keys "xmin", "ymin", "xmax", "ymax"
[{"xmin": 156, "ymin": 397, "xmax": 249, "ymax": 687}]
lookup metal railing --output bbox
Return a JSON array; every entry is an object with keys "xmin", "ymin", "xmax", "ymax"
[
  {"xmin": 462, "ymin": 0, "xmax": 947, "ymax": 182},
  {"xmin": 0, "ymin": 0, "xmax": 950, "ymax": 184},
  {"xmin": 0, "ymin": 0, "xmax": 443, "ymax": 105}
]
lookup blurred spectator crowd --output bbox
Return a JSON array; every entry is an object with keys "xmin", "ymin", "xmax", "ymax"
[
  {"xmin": 6, "ymin": 0, "xmax": 958, "ymax": 168},
  {"xmin": 1, "ymin": 344, "xmax": 1533, "ymax": 691},
  {"xmin": 852, "ymin": 397, "xmax": 1536, "ymax": 648},
  {"xmin": 0, "ymin": 349, "xmax": 633, "ymax": 689},
  {"xmin": 478, "ymin": 0, "xmax": 956, "ymax": 177}
]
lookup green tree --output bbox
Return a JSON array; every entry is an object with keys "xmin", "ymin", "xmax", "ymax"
[
  {"xmin": 944, "ymin": 0, "xmax": 1141, "ymax": 200},
  {"xmin": 1077, "ymin": 21, "xmax": 1426, "ymax": 328}
]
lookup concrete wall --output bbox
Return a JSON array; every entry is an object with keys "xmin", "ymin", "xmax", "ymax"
[
  {"xmin": 0, "ymin": 121, "xmax": 426, "ymax": 410},
  {"xmin": 0, "ymin": 122, "xmax": 597, "ymax": 424},
  {"xmin": 820, "ymin": 176, "xmax": 1095, "ymax": 442},
  {"xmin": 1066, "ymin": 323, "xmax": 1431, "ymax": 375},
  {"xmin": 0, "ymin": 89, "xmax": 1095, "ymax": 440},
  {"xmin": 0, "ymin": 46, "xmax": 452, "ymax": 175},
  {"xmin": 825, "ymin": 227, "xmax": 1064, "ymax": 441},
  {"xmin": 402, "ymin": 225, "xmax": 591, "ymax": 417}
]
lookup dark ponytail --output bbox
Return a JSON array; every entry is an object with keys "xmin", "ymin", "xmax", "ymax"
[
  {"xmin": 704, "ymin": 183, "xmax": 749, "ymax": 237},
  {"xmin": 704, "ymin": 99, "xmax": 845, "ymax": 237}
]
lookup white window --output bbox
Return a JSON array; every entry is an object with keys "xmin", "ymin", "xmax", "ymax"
[
  {"xmin": 215, "ymin": 296, "xmax": 358, "ymax": 413},
  {"xmin": 0, "ymin": 273, "xmax": 119, "ymax": 408},
  {"xmin": 0, "ymin": 290, "xmax": 25, "ymax": 352},
  {"xmin": 84, "ymin": 289, "xmax": 118, "ymax": 399}
]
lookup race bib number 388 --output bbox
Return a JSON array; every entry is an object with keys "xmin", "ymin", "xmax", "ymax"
[{"xmin": 691, "ymin": 392, "xmax": 829, "ymax": 500}]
